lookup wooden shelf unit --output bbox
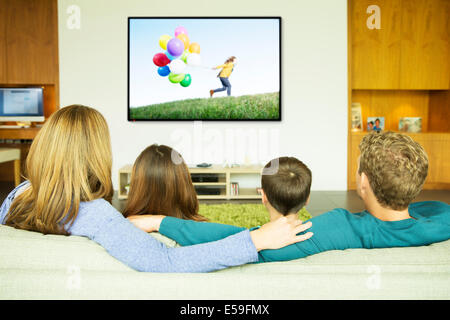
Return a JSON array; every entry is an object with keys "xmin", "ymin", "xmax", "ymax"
[
  {"xmin": 0, "ymin": 0, "xmax": 59, "ymax": 183},
  {"xmin": 118, "ymin": 164, "xmax": 263, "ymax": 200},
  {"xmin": 347, "ymin": 0, "xmax": 450, "ymax": 190}
]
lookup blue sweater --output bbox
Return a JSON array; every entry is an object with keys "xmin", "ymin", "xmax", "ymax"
[
  {"xmin": 159, "ymin": 201, "xmax": 450, "ymax": 262},
  {"xmin": 0, "ymin": 182, "xmax": 258, "ymax": 272}
]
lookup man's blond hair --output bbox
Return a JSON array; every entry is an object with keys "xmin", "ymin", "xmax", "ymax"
[{"xmin": 358, "ymin": 131, "xmax": 428, "ymax": 210}]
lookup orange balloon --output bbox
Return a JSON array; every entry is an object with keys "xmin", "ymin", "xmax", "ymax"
[
  {"xmin": 189, "ymin": 42, "xmax": 201, "ymax": 54},
  {"xmin": 176, "ymin": 34, "xmax": 190, "ymax": 50}
]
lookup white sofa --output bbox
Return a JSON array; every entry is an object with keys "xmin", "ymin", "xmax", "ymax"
[{"xmin": 0, "ymin": 224, "xmax": 449, "ymax": 300}]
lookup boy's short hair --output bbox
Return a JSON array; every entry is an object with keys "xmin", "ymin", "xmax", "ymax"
[
  {"xmin": 261, "ymin": 157, "xmax": 312, "ymax": 215},
  {"xmin": 358, "ymin": 131, "xmax": 428, "ymax": 210}
]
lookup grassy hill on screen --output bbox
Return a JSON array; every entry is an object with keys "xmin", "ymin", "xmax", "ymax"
[{"xmin": 130, "ymin": 92, "xmax": 280, "ymax": 120}]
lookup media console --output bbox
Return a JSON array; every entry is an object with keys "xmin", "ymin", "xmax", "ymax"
[{"xmin": 118, "ymin": 164, "xmax": 263, "ymax": 200}]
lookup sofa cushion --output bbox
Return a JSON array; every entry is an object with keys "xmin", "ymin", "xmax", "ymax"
[{"xmin": 1, "ymin": 224, "xmax": 449, "ymax": 299}]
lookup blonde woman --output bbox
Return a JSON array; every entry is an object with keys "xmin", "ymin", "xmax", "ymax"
[{"xmin": 0, "ymin": 105, "xmax": 312, "ymax": 273}]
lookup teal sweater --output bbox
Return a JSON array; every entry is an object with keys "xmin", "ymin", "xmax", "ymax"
[{"xmin": 159, "ymin": 201, "xmax": 450, "ymax": 262}]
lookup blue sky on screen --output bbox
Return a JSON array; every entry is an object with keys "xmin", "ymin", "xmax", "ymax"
[{"xmin": 129, "ymin": 18, "xmax": 280, "ymax": 107}]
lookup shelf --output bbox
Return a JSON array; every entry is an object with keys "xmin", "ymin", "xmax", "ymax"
[
  {"xmin": 118, "ymin": 164, "xmax": 263, "ymax": 200},
  {"xmin": 0, "ymin": 127, "xmax": 41, "ymax": 140},
  {"xmin": 193, "ymin": 182, "xmax": 227, "ymax": 186}
]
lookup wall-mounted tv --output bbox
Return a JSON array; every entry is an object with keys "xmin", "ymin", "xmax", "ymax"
[{"xmin": 128, "ymin": 17, "xmax": 281, "ymax": 121}]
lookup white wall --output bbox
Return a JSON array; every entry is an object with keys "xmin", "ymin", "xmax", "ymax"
[{"xmin": 58, "ymin": 0, "xmax": 348, "ymax": 190}]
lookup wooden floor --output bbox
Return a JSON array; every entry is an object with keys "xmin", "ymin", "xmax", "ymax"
[{"xmin": 0, "ymin": 181, "xmax": 448, "ymax": 218}]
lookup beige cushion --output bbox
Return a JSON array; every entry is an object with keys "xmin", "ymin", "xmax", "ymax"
[{"xmin": 0, "ymin": 224, "xmax": 449, "ymax": 299}]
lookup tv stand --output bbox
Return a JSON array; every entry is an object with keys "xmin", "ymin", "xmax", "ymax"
[{"xmin": 118, "ymin": 164, "xmax": 264, "ymax": 200}]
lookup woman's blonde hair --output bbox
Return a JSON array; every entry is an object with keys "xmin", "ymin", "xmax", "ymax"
[{"xmin": 5, "ymin": 105, "xmax": 113, "ymax": 235}]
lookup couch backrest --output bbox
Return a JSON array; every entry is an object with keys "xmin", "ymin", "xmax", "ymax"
[{"xmin": 1, "ymin": 224, "xmax": 449, "ymax": 299}]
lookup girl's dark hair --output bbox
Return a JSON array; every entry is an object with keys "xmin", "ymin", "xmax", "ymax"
[
  {"xmin": 225, "ymin": 56, "xmax": 236, "ymax": 64},
  {"xmin": 123, "ymin": 144, "xmax": 206, "ymax": 221}
]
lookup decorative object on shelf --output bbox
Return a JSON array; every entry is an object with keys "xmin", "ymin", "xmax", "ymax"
[
  {"xmin": 124, "ymin": 184, "xmax": 130, "ymax": 195},
  {"xmin": 367, "ymin": 117, "xmax": 384, "ymax": 132},
  {"xmin": 399, "ymin": 117, "xmax": 422, "ymax": 133},
  {"xmin": 351, "ymin": 103, "xmax": 363, "ymax": 131},
  {"xmin": 196, "ymin": 162, "xmax": 212, "ymax": 168}
]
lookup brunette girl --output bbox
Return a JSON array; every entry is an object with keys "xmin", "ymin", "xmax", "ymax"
[{"xmin": 123, "ymin": 144, "xmax": 206, "ymax": 222}]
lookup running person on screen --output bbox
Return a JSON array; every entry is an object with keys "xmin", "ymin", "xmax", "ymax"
[{"xmin": 210, "ymin": 56, "xmax": 236, "ymax": 97}]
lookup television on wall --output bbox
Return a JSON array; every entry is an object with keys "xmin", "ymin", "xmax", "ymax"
[{"xmin": 128, "ymin": 17, "xmax": 281, "ymax": 121}]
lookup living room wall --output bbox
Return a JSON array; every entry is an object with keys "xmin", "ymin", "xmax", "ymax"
[{"xmin": 57, "ymin": 0, "xmax": 348, "ymax": 190}]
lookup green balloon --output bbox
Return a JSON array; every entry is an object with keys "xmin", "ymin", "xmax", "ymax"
[
  {"xmin": 180, "ymin": 74, "xmax": 192, "ymax": 87},
  {"xmin": 168, "ymin": 73, "xmax": 185, "ymax": 83},
  {"xmin": 180, "ymin": 50, "xmax": 189, "ymax": 63}
]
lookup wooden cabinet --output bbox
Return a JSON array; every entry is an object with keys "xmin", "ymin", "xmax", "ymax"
[
  {"xmin": 400, "ymin": 0, "xmax": 450, "ymax": 89},
  {"xmin": 0, "ymin": 2, "xmax": 7, "ymax": 83},
  {"xmin": 348, "ymin": 0, "xmax": 450, "ymax": 190},
  {"xmin": 351, "ymin": 0, "xmax": 403, "ymax": 89},
  {"xmin": 2, "ymin": 0, "xmax": 59, "ymax": 84},
  {"xmin": 0, "ymin": 0, "xmax": 59, "ymax": 182},
  {"xmin": 0, "ymin": 0, "xmax": 59, "ymax": 120},
  {"xmin": 351, "ymin": 0, "xmax": 450, "ymax": 90}
]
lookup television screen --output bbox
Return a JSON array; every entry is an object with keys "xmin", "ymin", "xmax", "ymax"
[
  {"xmin": 0, "ymin": 87, "xmax": 44, "ymax": 121},
  {"xmin": 128, "ymin": 17, "xmax": 281, "ymax": 121}
]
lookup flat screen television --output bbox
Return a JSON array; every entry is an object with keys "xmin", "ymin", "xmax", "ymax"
[
  {"xmin": 128, "ymin": 17, "xmax": 281, "ymax": 121},
  {"xmin": 0, "ymin": 87, "xmax": 45, "ymax": 122}
]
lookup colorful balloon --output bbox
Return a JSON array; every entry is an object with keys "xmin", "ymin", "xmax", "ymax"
[
  {"xmin": 188, "ymin": 42, "xmax": 200, "ymax": 54},
  {"xmin": 168, "ymin": 59, "xmax": 186, "ymax": 74},
  {"xmin": 167, "ymin": 38, "xmax": 185, "ymax": 57},
  {"xmin": 174, "ymin": 26, "xmax": 188, "ymax": 37},
  {"xmin": 159, "ymin": 34, "xmax": 172, "ymax": 50},
  {"xmin": 154, "ymin": 27, "xmax": 200, "ymax": 87},
  {"xmin": 187, "ymin": 53, "xmax": 201, "ymax": 66},
  {"xmin": 176, "ymin": 33, "xmax": 190, "ymax": 50},
  {"xmin": 157, "ymin": 66, "xmax": 170, "ymax": 77},
  {"xmin": 153, "ymin": 53, "xmax": 170, "ymax": 67},
  {"xmin": 165, "ymin": 51, "xmax": 176, "ymax": 61},
  {"xmin": 180, "ymin": 74, "xmax": 192, "ymax": 87},
  {"xmin": 168, "ymin": 73, "xmax": 185, "ymax": 83}
]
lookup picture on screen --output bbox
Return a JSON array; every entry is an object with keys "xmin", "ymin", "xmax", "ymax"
[{"xmin": 128, "ymin": 17, "xmax": 281, "ymax": 121}]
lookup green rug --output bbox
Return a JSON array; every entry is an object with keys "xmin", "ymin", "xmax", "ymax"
[{"xmin": 198, "ymin": 203, "xmax": 312, "ymax": 229}]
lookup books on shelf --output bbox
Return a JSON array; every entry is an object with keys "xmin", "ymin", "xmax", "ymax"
[{"xmin": 230, "ymin": 182, "xmax": 239, "ymax": 196}]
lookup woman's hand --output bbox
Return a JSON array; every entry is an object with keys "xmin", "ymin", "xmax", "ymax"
[
  {"xmin": 127, "ymin": 215, "xmax": 165, "ymax": 233},
  {"xmin": 249, "ymin": 218, "xmax": 313, "ymax": 251}
]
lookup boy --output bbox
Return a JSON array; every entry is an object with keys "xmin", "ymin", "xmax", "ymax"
[{"xmin": 129, "ymin": 132, "xmax": 450, "ymax": 262}]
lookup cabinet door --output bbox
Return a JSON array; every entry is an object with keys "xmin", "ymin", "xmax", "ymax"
[
  {"xmin": 400, "ymin": 0, "xmax": 450, "ymax": 89},
  {"xmin": 0, "ymin": 2, "xmax": 7, "ymax": 83},
  {"xmin": 5, "ymin": 0, "xmax": 58, "ymax": 84},
  {"xmin": 351, "ymin": 0, "xmax": 402, "ymax": 89}
]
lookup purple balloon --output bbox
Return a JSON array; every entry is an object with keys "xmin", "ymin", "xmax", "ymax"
[
  {"xmin": 174, "ymin": 26, "xmax": 188, "ymax": 37},
  {"xmin": 167, "ymin": 38, "xmax": 184, "ymax": 57}
]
